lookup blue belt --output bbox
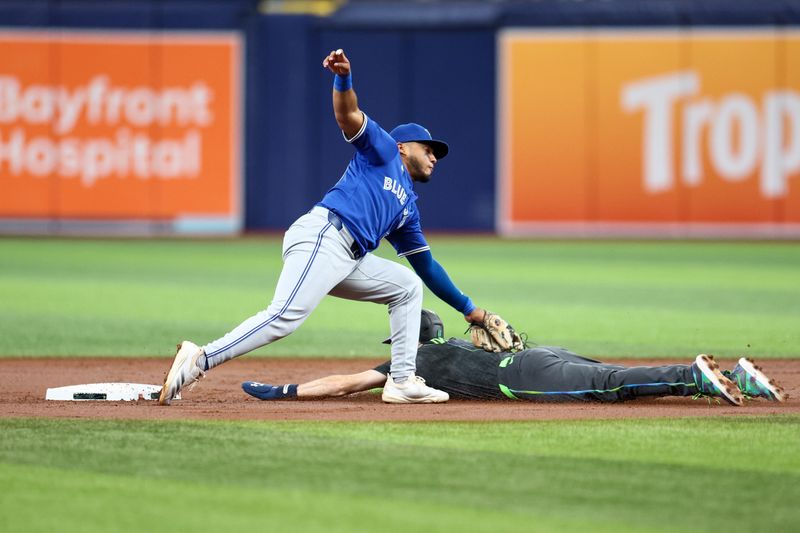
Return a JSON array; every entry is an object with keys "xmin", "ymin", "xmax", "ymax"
[{"xmin": 326, "ymin": 210, "xmax": 362, "ymax": 259}]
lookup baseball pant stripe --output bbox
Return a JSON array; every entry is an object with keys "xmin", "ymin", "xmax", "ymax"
[
  {"xmin": 500, "ymin": 381, "xmax": 697, "ymax": 399},
  {"xmin": 205, "ymin": 222, "xmax": 332, "ymax": 359}
]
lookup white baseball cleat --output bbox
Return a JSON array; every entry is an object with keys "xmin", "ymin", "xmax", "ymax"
[
  {"xmin": 691, "ymin": 354, "xmax": 744, "ymax": 406},
  {"xmin": 726, "ymin": 357, "xmax": 787, "ymax": 402},
  {"xmin": 381, "ymin": 374, "xmax": 449, "ymax": 404},
  {"xmin": 158, "ymin": 341, "xmax": 205, "ymax": 405}
]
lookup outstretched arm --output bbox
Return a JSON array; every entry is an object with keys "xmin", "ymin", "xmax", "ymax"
[
  {"xmin": 406, "ymin": 250, "xmax": 486, "ymax": 322},
  {"xmin": 243, "ymin": 369, "xmax": 388, "ymax": 401},
  {"xmin": 322, "ymin": 48, "xmax": 364, "ymax": 139},
  {"xmin": 298, "ymin": 370, "xmax": 386, "ymax": 398}
]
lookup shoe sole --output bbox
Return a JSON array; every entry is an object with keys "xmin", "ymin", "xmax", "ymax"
[
  {"xmin": 696, "ymin": 354, "xmax": 744, "ymax": 406},
  {"xmin": 737, "ymin": 357, "xmax": 787, "ymax": 402},
  {"xmin": 381, "ymin": 374, "xmax": 449, "ymax": 404},
  {"xmin": 158, "ymin": 342, "xmax": 199, "ymax": 406},
  {"xmin": 381, "ymin": 393, "xmax": 449, "ymax": 404}
]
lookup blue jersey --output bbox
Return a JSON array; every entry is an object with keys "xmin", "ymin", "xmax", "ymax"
[{"xmin": 317, "ymin": 114, "xmax": 430, "ymax": 258}]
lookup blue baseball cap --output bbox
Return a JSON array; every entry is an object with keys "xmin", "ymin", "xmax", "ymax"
[{"xmin": 389, "ymin": 123, "xmax": 449, "ymax": 159}]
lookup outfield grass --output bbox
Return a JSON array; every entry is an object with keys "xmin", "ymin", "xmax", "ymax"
[
  {"xmin": 1, "ymin": 416, "xmax": 798, "ymax": 533},
  {"xmin": 0, "ymin": 237, "xmax": 797, "ymax": 358},
  {"xmin": 1, "ymin": 237, "xmax": 798, "ymax": 532}
]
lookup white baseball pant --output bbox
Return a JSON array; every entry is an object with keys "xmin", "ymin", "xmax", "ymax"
[{"xmin": 202, "ymin": 206, "xmax": 422, "ymax": 379}]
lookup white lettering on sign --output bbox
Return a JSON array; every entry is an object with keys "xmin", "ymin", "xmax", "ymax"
[
  {"xmin": 621, "ymin": 71, "xmax": 800, "ymax": 198},
  {"xmin": 0, "ymin": 75, "xmax": 212, "ymax": 187},
  {"xmin": 621, "ymin": 71, "xmax": 698, "ymax": 193},
  {"xmin": 0, "ymin": 128, "xmax": 201, "ymax": 187},
  {"xmin": 0, "ymin": 75, "xmax": 212, "ymax": 134}
]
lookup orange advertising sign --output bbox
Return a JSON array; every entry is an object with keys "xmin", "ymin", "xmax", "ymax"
[
  {"xmin": 0, "ymin": 30, "xmax": 241, "ymax": 233},
  {"xmin": 498, "ymin": 30, "xmax": 800, "ymax": 236}
]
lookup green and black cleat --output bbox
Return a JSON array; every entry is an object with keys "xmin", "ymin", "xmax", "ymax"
[
  {"xmin": 724, "ymin": 358, "xmax": 787, "ymax": 402},
  {"xmin": 691, "ymin": 354, "xmax": 744, "ymax": 406}
]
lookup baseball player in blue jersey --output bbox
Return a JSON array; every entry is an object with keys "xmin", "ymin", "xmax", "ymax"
[{"xmin": 159, "ymin": 48, "xmax": 494, "ymax": 405}]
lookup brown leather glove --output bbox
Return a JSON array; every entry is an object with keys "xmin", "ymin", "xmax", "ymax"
[{"xmin": 468, "ymin": 311, "xmax": 525, "ymax": 353}]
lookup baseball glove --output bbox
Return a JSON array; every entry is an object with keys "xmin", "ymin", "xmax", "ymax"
[{"xmin": 468, "ymin": 311, "xmax": 526, "ymax": 353}]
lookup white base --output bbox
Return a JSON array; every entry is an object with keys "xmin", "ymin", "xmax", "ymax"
[{"xmin": 45, "ymin": 383, "xmax": 180, "ymax": 401}]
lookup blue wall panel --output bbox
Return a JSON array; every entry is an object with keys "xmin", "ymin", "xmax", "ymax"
[
  {"xmin": 0, "ymin": 0, "xmax": 52, "ymax": 26},
  {"xmin": 50, "ymin": 2, "xmax": 153, "ymax": 28},
  {"xmin": 245, "ymin": 15, "xmax": 319, "ymax": 229},
  {"xmin": 409, "ymin": 30, "xmax": 495, "ymax": 231}
]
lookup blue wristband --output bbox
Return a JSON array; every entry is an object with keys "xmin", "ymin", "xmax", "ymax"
[{"xmin": 334, "ymin": 73, "xmax": 352, "ymax": 92}]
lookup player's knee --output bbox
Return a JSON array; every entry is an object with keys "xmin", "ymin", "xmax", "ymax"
[
  {"xmin": 271, "ymin": 319, "xmax": 299, "ymax": 338},
  {"xmin": 408, "ymin": 274, "xmax": 423, "ymax": 300},
  {"xmin": 398, "ymin": 265, "xmax": 421, "ymax": 289},
  {"xmin": 264, "ymin": 306, "xmax": 310, "ymax": 338},
  {"xmin": 383, "ymin": 267, "xmax": 423, "ymax": 305},
  {"xmin": 397, "ymin": 272, "xmax": 423, "ymax": 303}
]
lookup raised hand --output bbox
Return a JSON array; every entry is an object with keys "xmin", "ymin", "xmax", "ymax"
[{"xmin": 322, "ymin": 48, "xmax": 351, "ymax": 76}]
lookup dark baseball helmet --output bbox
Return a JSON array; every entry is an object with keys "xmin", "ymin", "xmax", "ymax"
[{"xmin": 382, "ymin": 309, "xmax": 445, "ymax": 344}]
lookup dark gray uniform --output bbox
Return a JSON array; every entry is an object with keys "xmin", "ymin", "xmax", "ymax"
[{"xmin": 374, "ymin": 338, "xmax": 698, "ymax": 402}]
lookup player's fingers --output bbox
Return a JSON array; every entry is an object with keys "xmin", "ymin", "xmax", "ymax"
[
  {"xmin": 323, "ymin": 49, "xmax": 349, "ymax": 73},
  {"xmin": 323, "ymin": 49, "xmax": 339, "ymax": 68},
  {"xmin": 334, "ymin": 49, "xmax": 349, "ymax": 65}
]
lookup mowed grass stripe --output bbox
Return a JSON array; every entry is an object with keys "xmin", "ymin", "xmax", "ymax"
[
  {"xmin": 1, "ymin": 237, "xmax": 798, "ymax": 357},
  {"xmin": 0, "ymin": 462, "xmax": 612, "ymax": 533},
  {"xmin": 1, "ymin": 417, "xmax": 798, "ymax": 532}
]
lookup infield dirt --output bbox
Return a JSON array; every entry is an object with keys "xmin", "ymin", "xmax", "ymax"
[{"xmin": 1, "ymin": 357, "xmax": 797, "ymax": 421}]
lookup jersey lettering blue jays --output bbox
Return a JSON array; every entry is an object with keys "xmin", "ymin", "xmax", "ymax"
[{"xmin": 317, "ymin": 114, "xmax": 430, "ymax": 258}]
